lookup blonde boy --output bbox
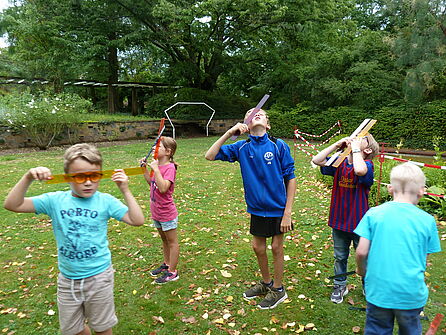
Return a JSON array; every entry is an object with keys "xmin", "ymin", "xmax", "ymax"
[
  {"xmin": 4, "ymin": 143, "xmax": 144, "ymax": 335},
  {"xmin": 355, "ymin": 163, "xmax": 441, "ymax": 334}
]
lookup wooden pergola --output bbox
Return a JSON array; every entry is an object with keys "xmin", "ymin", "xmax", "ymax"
[{"xmin": 0, "ymin": 75, "xmax": 181, "ymax": 115}]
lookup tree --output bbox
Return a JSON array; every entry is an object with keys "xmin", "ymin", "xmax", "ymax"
[
  {"xmin": 390, "ymin": 0, "xmax": 446, "ymax": 102},
  {"xmin": 111, "ymin": 0, "xmax": 288, "ymax": 91}
]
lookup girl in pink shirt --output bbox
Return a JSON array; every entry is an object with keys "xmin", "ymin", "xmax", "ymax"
[{"xmin": 141, "ymin": 137, "xmax": 179, "ymax": 284}]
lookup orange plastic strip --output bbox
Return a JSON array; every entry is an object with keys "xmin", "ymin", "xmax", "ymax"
[
  {"xmin": 425, "ymin": 313, "xmax": 444, "ymax": 335},
  {"xmin": 45, "ymin": 167, "xmax": 145, "ymax": 184}
]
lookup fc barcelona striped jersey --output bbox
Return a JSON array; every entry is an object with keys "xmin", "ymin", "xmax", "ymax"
[{"xmin": 321, "ymin": 159, "xmax": 374, "ymax": 232}]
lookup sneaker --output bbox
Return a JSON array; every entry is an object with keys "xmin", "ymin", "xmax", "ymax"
[
  {"xmin": 331, "ymin": 284, "xmax": 348, "ymax": 304},
  {"xmin": 150, "ymin": 263, "xmax": 168, "ymax": 277},
  {"xmin": 257, "ymin": 287, "xmax": 288, "ymax": 309},
  {"xmin": 155, "ymin": 271, "xmax": 179, "ymax": 284},
  {"xmin": 243, "ymin": 281, "xmax": 271, "ymax": 300}
]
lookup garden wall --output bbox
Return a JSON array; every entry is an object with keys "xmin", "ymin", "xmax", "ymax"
[{"xmin": 0, "ymin": 119, "xmax": 239, "ymax": 150}]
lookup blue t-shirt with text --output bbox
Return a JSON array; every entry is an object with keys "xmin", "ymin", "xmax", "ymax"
[{"xmin": 32, "ymin": 191, "xmax": 128, "ymax": 279}]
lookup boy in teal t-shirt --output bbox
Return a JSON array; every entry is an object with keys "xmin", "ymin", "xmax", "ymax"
[
  {"xmin": 355, "ymin": 162, "xmax": 441, "ymax": 335},
  {"xmin": 4, "ymin": 143, "xmax": 144, "ymax": 335}
]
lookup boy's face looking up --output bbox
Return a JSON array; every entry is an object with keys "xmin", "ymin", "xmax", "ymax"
[
  {"xmin": 67, "ymin": 158, "xmax": 101, "ymax": 198},
  {"xmin": 244, "ymin": 109, "xmax": 270, "ymax": 132}
]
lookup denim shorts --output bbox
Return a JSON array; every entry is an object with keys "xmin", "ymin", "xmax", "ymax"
[{"xmin": 153, "ymin": 217, "xmax": 178, "ymax": 231}]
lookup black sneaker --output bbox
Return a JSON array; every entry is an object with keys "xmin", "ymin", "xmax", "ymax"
[
  {"xmin": 243, "ymin": 281, "xmax": 271, "ymax": 300},
  {"xmin": 258, "ymin": 287, "xmax": 288, "ymax": 309},
  {"xmin": 330, "ymin": 284, "xmax": 348, "ymax": 304},
  {"xmin": 150, "ymin": 263, "xmax": 168, "ymax": 277},
  {"xmin": 155, "ymin": 271, "xmax": 179, "ymax": 284}
]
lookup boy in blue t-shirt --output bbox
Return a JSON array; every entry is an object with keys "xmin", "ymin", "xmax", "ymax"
[
  {"xmin": 4, "ymin": 143, "xmax": 144, "ymax": 335},
  {"xmin": 205, "ymin": 108, "xmax": 296, "ymax": 309},
  {"xmin": 312, "ymin": 134, "xmax": 379, "ymax": 303},
  {"xmin": 355, "ymin": 162, "xmax": 441, "ymax": 335}
]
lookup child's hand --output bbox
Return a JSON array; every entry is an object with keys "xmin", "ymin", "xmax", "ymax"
[
  {"xmin": 335, "ymin": 137, "xmax": 350, "ymax": 149},
  {"xmin": 280, "ymin": 214, "xmax": 293, "ymax": 233},
  {"xmin": 111, "ymin": 169, "xmax": 129, "ymax": 190},
  {"xmin": 149, "ymin": 159, "xmax": 159, "ymax": 171},
  {"xmin": 139, "ymin": 157, "xmax": 148, "ymax": 167},
  {"xmin": 27, "ymin": 167, "xmax": 52, "ymax": 181},
  {"xmin": 228, "ymin": 123, "xmax": 249, "ymax": 136}
]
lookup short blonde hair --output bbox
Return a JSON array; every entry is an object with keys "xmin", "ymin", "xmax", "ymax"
[
  {"xmin": 363, "ymin": 133, "xmax": 379, "ymax": 160},
  {"xmin": 63, "ymin": 143, "xmax": 102, "ymax": 173},
  {"xmin": 390, "ymin": 162, "xmax": 426, "ymax": 195}
]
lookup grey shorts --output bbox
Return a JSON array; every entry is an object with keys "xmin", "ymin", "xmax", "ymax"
[
  {"xmin": 152, "ymin": 217, "xmax": 178, "ymax": 231},
  {"xmin": 57, "ymin": 266, "xmax": 117, "ymax": 335}
]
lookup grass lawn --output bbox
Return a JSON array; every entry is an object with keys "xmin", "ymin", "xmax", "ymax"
[{"xmin": 0, "ymin": 136, "xmax": 445, "ymax": 334}]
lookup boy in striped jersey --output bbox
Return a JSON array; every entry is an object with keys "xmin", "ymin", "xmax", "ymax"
[{"xmin": 312, "ymin": 134, "xmax": 379, "ymax": 303}]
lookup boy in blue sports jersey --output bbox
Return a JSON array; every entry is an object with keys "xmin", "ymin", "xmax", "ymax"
[
  {"xmin": 4, "ymin": 143, "xmax": 144, "ymax": 335},
  {"xmin": 205, "ymin": 108, "xmax": 296, "ymax": 309},
  {"xmin": 312, "ymin": 135, "xmax": 379, "ymax": 303},
  {"xmin": 355, "ymin": 163, "xmax": 441, "ymax": 335}
]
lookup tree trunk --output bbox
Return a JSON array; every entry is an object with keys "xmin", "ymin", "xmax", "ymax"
[{"xmin": 107, "ymin": 37, "xmax": 119, "ymax": 114}]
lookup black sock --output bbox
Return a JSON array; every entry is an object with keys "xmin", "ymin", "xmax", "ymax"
[
  {"xmin": 273, "ymin": 286, "xmax": 284, "ymax": 292},
  {"xmin": 263, "ymin": 280, "xmax": 273, "ymax": 287}
]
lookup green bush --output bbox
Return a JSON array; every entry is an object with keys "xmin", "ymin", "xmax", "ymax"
[
  {"xmin": 144, "ymin": 88, "xmax": 252, "ymax": 120},
  {"xmin": 0, "ymin": 91, "xmax": 92, "ymax": 149},
  {"xmin": 267, "ymin": 101, "xmax": 446, "ymax": 150}
]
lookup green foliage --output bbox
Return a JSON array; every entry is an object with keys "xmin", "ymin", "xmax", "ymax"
[
  {"xmin": 391, "ymin": 0, "xmax": 446, "ymax": 103},
  {"xmin": 144, "ymin": 88, "xmax": 252, "ymax": 119},
  {"xmin": 267, "ymin": 100, "xmax": 446, "ymax": 150},
  {"xmin": 0, "ymin": 90, "xmax": 92, "ymax": 149}
]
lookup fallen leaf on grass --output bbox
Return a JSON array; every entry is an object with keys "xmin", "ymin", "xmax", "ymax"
[
  {"xmin": 152, "ymin": 316, "xmax": 164, "ymax": 324},
  {"xmin": 295, "ymin": 324, "xmax": 305, "ymax": 333},
  {"xmin": 352, "ymin": 326, "xmax": 361, "ymax": 333},
  {"xmin": 270, "ymin": 315, "xmax": 279, "ymax": 324},
  {"xmin": 181, "ymin": 316, "xmax": 197, "ymax": 324},
  {"xmin": 220, "ymin": 270, "xmax": 232, "ymax": 278},
  {"xmin": 305, "ymin": 323, "xmax": 315, "ymax": 330}
]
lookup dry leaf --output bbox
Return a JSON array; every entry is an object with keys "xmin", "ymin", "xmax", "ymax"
[
  {"xmin": 305, "ymin": 323, "xmax": 315, "ymax": 330},
  {"xmin": 270, "ymin": 315, "xmax": 280, "ymax": 324},
  {"xmin": 220, "ymin": 270, "xmax": 232, "ymax": 278},
  {"xmin": 352, "ymin": 326, "xmax": 361, "ymax": 333},
  {"xmin": 152, "ymin": 316, "xmax": 165, "ymax": 324},
  {"xmin": 181, "ymin": 316, "xmax": 197, "ymax": 324}
]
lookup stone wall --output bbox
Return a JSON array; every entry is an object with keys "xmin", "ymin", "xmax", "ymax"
[{"xmin": 0, "ymin": 118, "xmax": 240, "ymax": 150}]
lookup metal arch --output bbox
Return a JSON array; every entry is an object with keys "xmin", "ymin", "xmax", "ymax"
[{"xmin": 163, "ymin": 102, "xmax": 216, "ymax": 139}]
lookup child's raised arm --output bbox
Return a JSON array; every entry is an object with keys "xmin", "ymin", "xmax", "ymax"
[
  {"xmin": 111, "ymin": 169, "xmax": 145, "ymax": 226},
  {"xmin": 4, "ymin": 167, "xmax": 52, "ymax": 213},
  {"xmin": 205, "ymin": 123, "xmax": 248, "ymax": 161},
  {"xmin": 312, "ymin": 137, "xmax": 350, "ymax": 166},
  {"xmin": 350, "ymin": 137, "xmax": 369, "ymax": 176}
]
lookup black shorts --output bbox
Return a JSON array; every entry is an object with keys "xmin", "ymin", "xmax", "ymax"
[{"xmin": 250, "ymin": 214, "xmax": 292, "ymax": 237}]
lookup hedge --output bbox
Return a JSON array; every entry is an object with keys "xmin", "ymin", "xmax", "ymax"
[
  {"xmin": 267, "ymin": 101, "xmax": 446, "ymax": 150},
  {"xmin": 144, "ymin": 88, "xmax": 252, "ymax": 120}
]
